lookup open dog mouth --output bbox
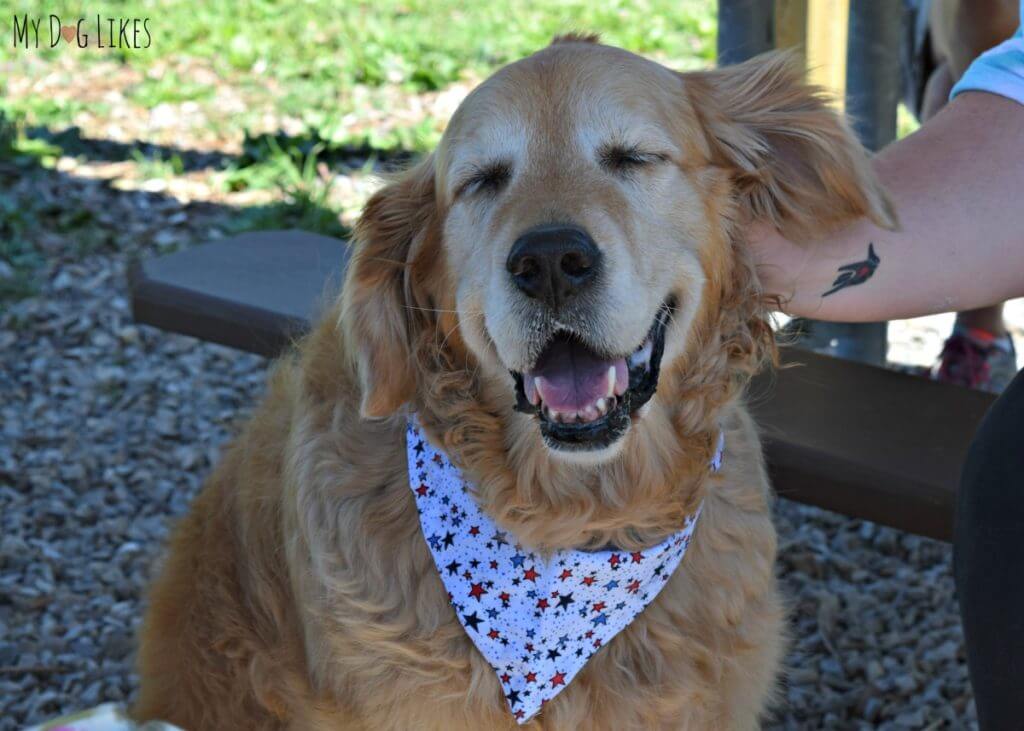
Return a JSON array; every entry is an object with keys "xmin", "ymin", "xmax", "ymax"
[{"xmin": 512, "ymin": 298, "xmax": 676, "ymax": 451}]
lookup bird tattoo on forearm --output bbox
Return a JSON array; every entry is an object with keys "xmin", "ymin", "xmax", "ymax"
[{"xmin": 822, "ymin": 243, "xmax": 880, "ymax": 297}]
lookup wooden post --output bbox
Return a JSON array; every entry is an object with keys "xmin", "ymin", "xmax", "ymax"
[
  {"xmin": 806, "ymin": 0, "xmax": 850, "ymax": 108},
  {"xmin": 774, "ymin": 0, "xmax": 848, "ymax": 108},
  {"xmin": 774, "ymin": 0, "xmax": 808, "ymax": 63}
]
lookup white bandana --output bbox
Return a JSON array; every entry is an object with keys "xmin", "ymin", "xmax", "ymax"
[{"xmin": 406, "ymin": 420, "xmax": 723, "ymax": 724}]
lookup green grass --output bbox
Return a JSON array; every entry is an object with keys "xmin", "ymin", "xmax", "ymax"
[
  {"xmin": 130, "ymin": 147, "xmax": 185, "ymax": 178},
  {"xmin": 1, "ymin": 1, "xmax": 716, "ymax": 129},
  {"xmin": 128, "ymin": 73, "xmax": 216, "ymax": 107},
  {"xmin": 0, "ymin": 194, "xmax": 44, "ymax": 305},
  {"xmin": 223, "ymin": 135, "xmax": 351, "ymax": 238}
]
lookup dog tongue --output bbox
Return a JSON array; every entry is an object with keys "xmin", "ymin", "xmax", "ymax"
[{"xmin": 528, "ymin": 338, "xmax": 627, "ymax": 412}]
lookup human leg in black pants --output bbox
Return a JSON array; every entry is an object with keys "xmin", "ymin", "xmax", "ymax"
[{"xmin": 955, "ymin": 368, "xmax": 1024, "ymax": 727}]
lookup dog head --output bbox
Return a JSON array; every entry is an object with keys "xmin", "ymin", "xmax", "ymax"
[{"xmin": 342, "ymin": 37, "xmax": 894, "ymax": 466}]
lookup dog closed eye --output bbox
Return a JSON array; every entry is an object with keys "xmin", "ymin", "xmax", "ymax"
[
  {"xmin": 598, "ymin": 143, "xmax": 668, "ymax": 175},
  {"xmin": 456, "ymin": 161, "xmax": 513, "ymax": 198}
]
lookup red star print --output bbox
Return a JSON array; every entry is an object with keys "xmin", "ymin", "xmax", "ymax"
[
  {"xmin": 585, "ymin": 630, "xmax": 594, "ymax": 638},
  {"xmin": 627, "ymin": 579, "xmax": 641, "ymax": 594},
  {"xmin": 468, "ymin": 582, "xmax": 487, "ymax": 600},
  {"xmin": 592, "ymin": 601, "xmax": 606, "ymax": 613},
  {"xmin": 415, "ymin": 483, "xmax": 429, "ymax": 496},
  {"xmin": 581, "ymin": 575, "xmax": 596, "ymax": 586},
  {"xmin": 525, "ymin": 671, "xmax": 537, "ymax": 683},
  {"xmin": 499, "ymin": 591, "xmax": 510, "ymax": 603},
  {"xmin": 432, "ymin": 453, "xmax": 443, "ymax": 464},
  {"xmin": 593, "ymin": 639, "xmax": 602, "ymax": 648},
  {"xmin": 501, "ymin": 672, "xmax": 511, "ymax": 683},
  {"xmin": 462, "ymin": 570, "xmax": 472, "ymax": 580},
  {"xmin": 526, "ymin": 643, "xmax": 534, "ymax": 652},
  {"xmin": 515, "ymin": 710, "xmax": 525, "ymax": 720},
  {"xmin": 631, "ymin": 551, "xmax": 644, "ymax": 563},
  {"xmin": 550, "ymin": 671, "xmax": 566, "ymax": 687},
  {"xmin": 536, "ymin": 598, "xmax": 549, "ymax": 611},
  {"xmin": 490, "ymin": 560, "xmax": 499, "ymax": 569},
  {"xmin": 523, "ymin": 566, "xmax": 539, "ymax": 582},
  {"xmin": 469, "ymin": 525, "xmax": 480, "ymax": 536},
  {"xmin": 488, "ymin": 629, "xmax": 501, "ymax": 639},
  {"xmin": 608, "ymin": 553, "xmax": 621, "ymax": 568},
  {"xmin": 559, "ymin": 568, "xmax": 572, "ymax": 580}
]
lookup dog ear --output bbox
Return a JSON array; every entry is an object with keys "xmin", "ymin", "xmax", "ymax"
[
  {"xmin": 341, "ymin": 155, "xmax": 438, "ymax": 419},
  {"xmin": 688, "ymin": 51, "xmax": 897, "ymax": 241}
]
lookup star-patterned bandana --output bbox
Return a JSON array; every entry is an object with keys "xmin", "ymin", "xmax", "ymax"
[{"xmin": 406, "ymin": 419, "xmax": 724, "ymax": 724}]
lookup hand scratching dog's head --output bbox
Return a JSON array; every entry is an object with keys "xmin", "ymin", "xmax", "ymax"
[{"xmin": 342, "ymin": 37, "xmax": 893, "ymax": 466}]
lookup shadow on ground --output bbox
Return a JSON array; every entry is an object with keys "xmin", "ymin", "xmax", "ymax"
[{"xmin": 0, "ymin": 125, "xmax": 421, "ymax": 308}]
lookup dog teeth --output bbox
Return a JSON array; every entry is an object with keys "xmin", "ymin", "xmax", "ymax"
[
  {"xmin": 524, "ymin": 374, "xmax": 540, "ymax": 406},
  {"xmin": 540, "ymin": 398, "xmax": 618, "ymax": 424},
  {"xmin": 614, "ymin": 360, "xmax": 629, "ymax": 396},
  {"xmin": 628, "ymin": 338, "xmax": 653, "ymax": 370}
]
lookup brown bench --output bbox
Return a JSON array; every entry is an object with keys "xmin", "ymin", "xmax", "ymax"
[{"xmin": 128, "ymin": 230, "xmax": 997, "ymax": 541}]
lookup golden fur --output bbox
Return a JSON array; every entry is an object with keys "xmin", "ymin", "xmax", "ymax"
[{"xmin": 134, "ymin": 39, "xmax": 893, "ymax": 730}]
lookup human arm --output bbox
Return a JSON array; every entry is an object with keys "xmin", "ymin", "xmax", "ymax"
[{"xmin": 749, "ymin": 89, "xmax": 1024, "ymax": 322}]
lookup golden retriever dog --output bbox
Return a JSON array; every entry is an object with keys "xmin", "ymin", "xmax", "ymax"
[{"xmin": 133, "ymin": 36, "xmax": 893, "ymax": 730}]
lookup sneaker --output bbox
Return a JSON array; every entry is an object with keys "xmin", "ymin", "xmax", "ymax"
[{"xmin": 933, "ymin": 326, "xmax": 1018, "ymax": 393}]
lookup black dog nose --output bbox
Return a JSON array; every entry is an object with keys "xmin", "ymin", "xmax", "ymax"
[{"xmin": 506, "ymin": 225, "xmax": 602, "ymax": 308}]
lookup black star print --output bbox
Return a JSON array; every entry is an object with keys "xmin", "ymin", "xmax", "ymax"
[
  {"xmin": 557, "ymin": 592, "xmax": 575, "ymax": 610},
  {"xmin": 462, "ymin": 611, "xmax": 482, "ymax": 631},
  {"xmin": 506, "ymin": 689, "xmax": 521, "ymax": 707},
  {"xmin": 442, "ymin": 532, "xmax": 455, "ymax": 548},
  {"xmin": 546, "ymin": 648, "xmax": 561, "ymax": 660},
  {"xmin": 444, "ymin": 560, "xmax": 460, "ymax": 575}
]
